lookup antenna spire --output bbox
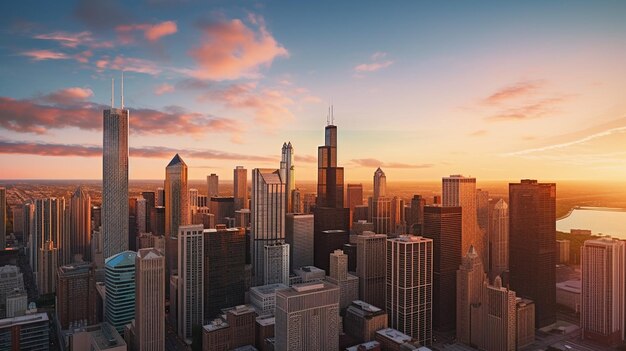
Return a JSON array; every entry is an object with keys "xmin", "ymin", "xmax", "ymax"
[
  {"xmin": 327, "ymin": 106, "xmax": 330, "ymax": 126},
  {"xmin": 120, "ymin": 71, "xmax": 124, "ymax": 109},
  {"xmin": 331, "ymin": 104, "xmax": 334, "ymax": 125},
  {"xmin": 111, "ymin": 78, "xmax": 114, "ymax": 108}
]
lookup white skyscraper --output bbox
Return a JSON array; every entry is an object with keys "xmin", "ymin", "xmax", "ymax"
[
  {"xmin": 102, "ymin": 87, "xmax": 129, "ymax": 260},
  {"xmin": 280, "ymin": 142, "xmax": 295, "ymax": 213},
  {"xmin": 490, "ymin": 199, "xmax": 509, "ymax": 278},
  {"xmin": 177, "ymin": 224, "xmax": 204, "ymax": 344},
  {"xmin": 581, "ymin": 238, "xmax": 625, "ymax": 346},
  {"xmin": 386, "ymin": 235, "xmax": 433, "ymax": 346},
  {"xmin": 373, "ymin": 167, "xmax": 386, "ymax": 200},
  {"xmin": 264, "ymin": 242, "xmax": 290, "ymax": 285},
  {"xmin": 252, "ymin": 168, "xmax": 285, "ymax": 286}
]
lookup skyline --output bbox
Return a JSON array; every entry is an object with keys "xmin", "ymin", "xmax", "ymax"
[{"xmin": 2, "ymin": 1, "xmax": 626, "ymax": 181}]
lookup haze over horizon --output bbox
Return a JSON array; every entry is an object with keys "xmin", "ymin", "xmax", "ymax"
[{"xmin": 2, "ymin": 1, "xmax": 626, "ymax": 181}]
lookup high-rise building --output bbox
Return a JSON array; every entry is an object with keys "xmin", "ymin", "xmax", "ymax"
[
  {"xmin": 369, "ymin": 197, "xmax": 391, "ymax": 235},
  {"xmin": 264, "ymin": 242, "xmax": 290, "ymax": 285},
  {"xmin": 407, "ymin": 195, "xmax": 426, "ymax": 235},
  {"xmin": 581, "ymin": 238, "xmax": 625, "ymax": 346},
  {"xmin": 188, "ymin": 188, "xmax": 199, "ymax": 216},
  {"xmin": 234, "ymin": 166, "xmax": 248, "ymax": 210},
  {"xmin": 203, "ymin": 226, "xmax": 246, "ymax": 319},
  {"xmin": 490, "ymin": 199, "xmax": 509, "ymax": 278},
  {"xmin": 317, "ymin": 120, "xmax": 344, "ymax": 209},
  {"xmin": 70, "ymin": 187, "xmax": 91, "ymax": 262},
  {"xmin": 33, "ymin": 198, "xmax": 66, "ymax": 273},
  {"xmin": 0, "ymin": 187, "xmax": 5, "ymax": 250},
  {"xmin": 0, "ymin": 265, "xmax": 25, "ymax": 319},
  {"xmin": 423, "ymin": 206, "xmax": 462, "ymax": 332},
  {"xmin": 151, "ymin": 206, "xmax": 165, "ymax": 237},
  {"xmin": 105, "ymin": 250, "xmax": 136, "ymax": 334},
  {"xmin": 5, "ymin": 289, "xmax": 27, "ymax": 318},
  {"xmin": 476, "ymin": 189, "xmax": 490, "ymax": 241},
  {"xmin": 252, "ymin": 168, "xmax": 285, "ymax": 286},
  {"xmin": 38, "ymin": 241, "xmax": 58, "ymax": 294},
  {"xmin": 516, "ymin": 298, "xmax": 536, "ymax": 349},
  {"xmin": 280, "ymin": 142, "xmax": 296, "ymax": 213},
  {"xmin": 0, "ymin": 312, "xmax": 50, "ymax": 350},
  {"xmin": 275, "ymin": 281, "xmax": 340, "ymax": 350},
  {"xmin": 207, "ymin": 173, "xmax": 219, "ymax": 198},
  {"xmin": 456, "ymin": 246, "xmax": 487, "ymax": 347},
  {"xmin": 136, "ymin": 197, "xmax": 147, "ymax": 234},
  {"xmin": 209, "ymin": 196, "xmax": 235, "ymax": 225},
  {"xmin": 141, "ymin": 191, "xmax": 156, "ymax": 233},
  {"xmin": 177, "ymin": 225, "xmax": 204, "ymax": 344},
  {"xmin": 326, "ymin": 249, "xmax": 359, "ymax": 310},
  {"xmin": 484, "ymin": 276, "xmax": 516, "ymax": 351},
  {"xmin": 353, "ymin": 232, "xmax": 387, "ymax": 309},
  {"xmin": 386, "ymin": 235, "xmax": 433, "ymax": 345},
  {"xmin": 165, "ymin": 154, "xmax": 189, "ymax": 284},
  {"xmin": 285, "ymin": 214, "xmax": 314, "ymax": 269},
  {"xmin": 314, "ymin": 227, "xmax": 349, "ymax": 274},
  {"xmin": 102, "ymin": 102, "xmax": 129, "ymax": 260},
  {"xmin": 346, "ymin": 183, "xmax": 364, "ymax": 224},
  {"xmin": 56, "ymin": 262, "xmax": 97, "ymax": 330},
  {"xmin": 344, "ymin": 300, "xmax": 388, "ymax": 343},
  {"xmin": 12, "ymin": 206, "xmax": 24, "ymax": 242},
  {"xmin": 509, "ymin": 179, "xmax": 556, "ymax": 327},
  {"xmin": 556, "ymin": 239, "xmax": 570, "ymax": 264},
  {"xmin": 135, "ymin": 248, "xmax": 165, "ymax": 351},
  {"xmin": 22, "ymin": 202, "xmax": 34, "ymax": 253},
  {"xmin": 442, "ymin": 175, "xmax": 486, "ymax": 270},
  {"xmin": 373, "ymin": 168, "xmax": 386, "ymax": 200},
  {"xmin": 156, "ymin": 187, "xmax": 165, "ymax": 207}
]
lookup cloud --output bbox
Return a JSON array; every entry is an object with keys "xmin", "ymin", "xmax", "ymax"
[
  {"xmin": 95, "ymin": 56, "xmax": 162, "ymax": 75},
  {"xmin": 73, "ymin": 0, "xmax": 130, "ymax": 30},
  {"xmin": 116, "ymin": 21, "xmax": 178, "ymax": 42},
  {"xmin": 0, "ymin": 94, "xmax": 244, "ymax": 141},
  {"xmin": 21, "ymin": 50, "xmax": 69, "ymax": 61},
  {"xmin": 483, "ymin": 80, "xmax": 545, "ymax": 105},
  {"xmin": 188, "ymin": 16, "xmax": 288, "ymax": 80},
  {"xmin": 350, "ymin": 158, "xmax": 433, "ymax": 169},
  {"xmin": 33, "ymin": 31, "xmax": 114, "ymax": 49},
  {"xmin": 469, "ymin": 129, "xmax": 487, "ymax": 137},
  {"xmin": 41, "ymin": 87, "xmax": 94, "ymax": 105},
  {"xmin": 486, "ymin": 97, "xmax": 566, "ymax": 121},
  {"xmin": 354, "ymin": 52, "xmax": 394, "ymax": 73},
  {"xmin": 0, "ymin": 140, "xmax": 276, "ymax": 162},
  {"xmin": 294, "ymin": 154, "xmax": 316, "ymax": 163},
  {"xmin": 154, "ymin": 83, "xmax": 174, "ymax": 95}
]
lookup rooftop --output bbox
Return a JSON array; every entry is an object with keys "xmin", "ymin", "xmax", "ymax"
[
  {"xmin": 90, "ymin": 323, "xmax": 126, "ymax": 350},
  {"xmin": 166, "ymin": 153, "xmax": 186, "ymax": 167},
  {"xmin": 203, "ymin": 318, "xmax": 229, "ymax": 332},
  {"xmin": 346, "ymin": 341, "xmax": 381, "ymax": 351},
  {"xmin": 0, "ymin": 312, "xmax": 48, "ymax": 328},
  {"xmin": 137, "ymin": 248, "xmax": 164, "ymax": 260},
  {"xmin": 556, "ymin": 280, "xmax": 581, "ymax": 293},
  {"xmin": 256, "ymin": 315, "xmax": 275, "ymax": 326},
  {"xmin": 376, "ymin": 328, "xmax": 412, "ymax": 344},
  {"xmin": 250, "ymin": 283, "xmax": 289, "ymax": 296},
  {"xmin": 277, "ymin": 281, "xmax": 338, "ymax": 297},
  {"xmin": 104, "ymin": 250, "xmax": 136, "ymax": 268}
]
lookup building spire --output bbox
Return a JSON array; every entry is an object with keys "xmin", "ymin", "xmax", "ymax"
[
  {"xmin": 111, "ymin": 78, "xmax": 114, "ymax": 108},
  {"xmin": 331, "ymin": 104, "xmax": 334, "ymax": 125}
]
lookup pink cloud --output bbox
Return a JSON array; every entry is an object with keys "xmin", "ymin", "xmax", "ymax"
[
  {"xmin": 95, "ymin": 56, "xmax": 162, "ymax": 75},
  {"xmin": 33, "ymin": 31, "xmax": 114, "ymax": 49},
  {"xmin": 21, "ymin": 50, "xmax": 69, "ymax": 61},
  {"xmin": 350, "ymin": 158, "xmax": 433, "ymax": 169},
  {"xmin": 483, "ymin": 81, "xmax": 545, "ymax": 105},
  {"xmin": 189, "ymin": 16, "xmax": 289, "ymax": 80},
  {"xmin": 154, "ymin": 83, "xmax": 174, "ymax": 95},
  {"xmin": 41, "ymin": 87, "xmax": 94, "ymax": 105},
  {"xmin": 116, "ymin": 21, "xmax": 178, "ymax": 43},
  {"xmin": 354, "ymin": 52, "xmax": 394, "ymax": 73}
]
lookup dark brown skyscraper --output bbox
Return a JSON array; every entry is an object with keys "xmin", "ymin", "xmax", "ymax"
[
  {"xmin": 56, "ymin": 262, "xmax": 97, "ymax": 329},
  {"xmin": 509, "ymin": 179, "xmax": 556, "ymax": 328},
  {"xmin": 316, "ymin": 122, "xmax": 343, "ymax": 209},
  {"xmin": 407, "ymin": 195, "xmax": 426, "ymax": 235},
  {"xmin": 141, "ymin": 191, "xmax": 156, "ymax": 233},
  {"xmin": 423, "ymin": 206, "xmax": 462, "ymax": 332}
]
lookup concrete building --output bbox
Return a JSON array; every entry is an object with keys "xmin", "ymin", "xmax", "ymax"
[
  {"xmin": 5, "ymin": 289, "xmax": 27, "ymax": 318},
  {"xmin": 207, "ymin": 173, "xmax": 219, "ymax": 198},
  {"xmin": 442, "ymin": 175, "xmax": 485, "ymax": 271},
  {"xmin": 177, "ymin": 225, "xmax": 204, "ymax": 344},
  {"xmin": 326, "ymin": 249, "xmax": 359, "ymax": 310},
  {"xmin": 490, "ymin": 199, "xmax": 509, "ymax": 278},
  {"xmin": 345, "ymin": 341, "xmax": 381, "ymax": 351},
  {"xmin": 33, "ymin": 198, "xmax": 66, "ymax": 273},
  {"xmin": 516, "ymin": 298, "xmax": 535, "ymax": 349},
  {"xmin": 264, "ymin": 242, "xmax": 290, "ymax": 285},
  {"xmin": 104, "ymin": 250, "xmax": 136, "ymax": 334},
  {"xmin": 102, "ymin": 103, "xmax": 129, "ymax": 260},
  {"xmin": 70, "ymin": 187, "xmax": 91, "ymax": 261},
  {"xmin": 189, "ymin": 188, "xmax": 199, "ymax": 216},
  {"xmin": 386, "ymin": 236, "xmax": 433, "ymax": 345},
  {"xmin": 456, "ymin": 245, "xmax": 487, "ymax": 348},
  {"xmin": 280, "ymin": 142, "xmax": 296, "ymax": 213},
  {"xmin": 38, "ymin": 240, "xmax": 58, "ymax": 295},
  {"xmin": 353, "ymin": 232, "xmax": 387, "ymax": 309},
  {"xmin": 422, "ymin": 205, "xmax": 461, "ymax": 332},
  {"xmin": 252, "ymin": 168, "xmax": 285, "ymax": 286},
  {"xmin": 134, "ymin": 248, "xmax": 165, "ymax": 351},
  {"xmin": 234, "ymin": 166, "xmax": 248, "ymax": 210},
  {"xmin": 581, "ymin": 238, "xmax": 625, "ymax": 346},
  {"xmin": 203, "ymin": 305, "xmax": 257, "ymax": 351},
  {"xmin": 150, "ymin": 206, "xmax": 165, "ymax": 237},
  {"xmin": 249, "ymin": 283, "xmax": 288, "ymax": 315},
  {"xmin": 285, "ymin": 214, "xmax": 314, "ymax": 270},
  {"xmin": 165, "ymin": 154, "xmax": 189, "ymax": 283},
  {"xmin": 556, "ymin": 280, "xmax": 581, "ymax": 313},
  {"xmin": 275, "ymin": 281, "xmax": 340, "ymax": 350},
  {"xmin": 344, "ymin": 300, "xmax": 388, "ymax": 343},
  {"xmin": 90, "ymin": 322, "xmax": 127, "ymax": 351},
  {"xmin": 292, "ymin": 266, "xmax": 325, "ymax": 285},
  {"xmin": 0, "ymin": 312, "xmax": 50, "ymax": 350},
  {"xmin": 0, "ymin": 265, "xmax": 24, "ymax": 318},
  {"xmin": 483, "ymin": 276, "xmax": 516, "ymax": 351},
  {"xmin": 374, "ymin": 328, "xmax": 415, "ymax": 351},
  {"xmin": 509, "ymin": 179, "xmax": 557, "ymax": 327},
  {"xmin": 255, "ymin": 315, "xmax": 275, "ymax": 351},
  {"xmin": 56, "ymin": 262, "xmax": 97, "ymax": 330},
  {"xmin": 136, "ymin": 197, "xmax": 147, "ymax": 235},
  {"xmin": 556, "ymin": 239, "xmax": 570, "ymax": 264},
  {"xmin": 141, "ymin": 191, "xmax": 156, "ymax": 234},
  {"xmin": 209, "ymin": 196, "xmax": 235, "ymax": 226}
]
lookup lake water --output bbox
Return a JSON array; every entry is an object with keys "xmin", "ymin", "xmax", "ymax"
[{"xmin": 556, "ymin": 207, "xmax": 626, "ymax": 239}]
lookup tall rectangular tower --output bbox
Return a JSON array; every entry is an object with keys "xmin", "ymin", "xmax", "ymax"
[
  {"xmin": 207, "ymin": 173, "xmax": 219, "ymax": 198},
  {"xmin": 317, "ymin": 123, "xmax": 344, "ymax": 209},
  {"xmin": 509, "ymin": 179, "xmax": 556, "ymax": 328},
  {"xmin": 233, "ymin": 166, "xmax": 248, "ymax": 210},
  {"xmin": 490, "ymin": 199, "xmax": 509, "ymax": 278},
  {"xmin": 102, "ymin": 106, "xmax": 129, "ymax": 260},
  {"xmin": 165, "ymin": 154, "xmax": 189, "ymax": 283},
  {"xmin": 353, "ymin": 232, "xmax": 387, "ymax": 309},
  {"xmin": 70, "ymin": 187, "xmax": 91, "ymax": 262},
  {"xmin": 135, "ymin": 248, "xmax": 165, "ymax": 351},
  {"xmin": 177, "ymin": 225, "xmax": 204, "ymax": 344}
]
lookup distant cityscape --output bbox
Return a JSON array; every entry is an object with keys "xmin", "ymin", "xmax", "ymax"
[{"xmin": 1, "ymin": 96, "xmax": 625, "ymax": 351}]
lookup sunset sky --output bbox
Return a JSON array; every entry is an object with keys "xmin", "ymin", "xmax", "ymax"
[{"xmin": 1, "ymin": 1, "xmax": 626, "ymax": 181}]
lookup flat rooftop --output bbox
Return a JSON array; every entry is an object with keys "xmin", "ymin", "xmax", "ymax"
[
  {"xmin": 0, "ymin": 312, "xmax": 48, "ymax": 328},
  {"xmin": 376, "ymin": 328, "xmax": 412, "ymax": 344}
]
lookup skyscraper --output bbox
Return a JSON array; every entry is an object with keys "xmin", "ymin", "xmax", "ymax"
[
  {"xmin": 386, "ymin": 235, "xmax": 433, "ymax": 345},
  {"xmin": 0, "ymin": 187, "xmax": 5, "ymax": 250},
  {"xmin": 233, "ymin": 166, "xmax": 248, "ymax": 210},
  {"xmin": 423, "ymin": 205, "xmax": 462, "ymax": 331},
  {"xmin": 484, "ymin": 276, "xmax": 517, "ymax": 351},
  {"xmin": 346, "ymin": 183, "xmax": 363, "ymax": 225},
  {"xmin": 370, "ymin": 197, "xmax": 391, "ymax": 235},
  {"xmin": 285, "ymin": 213, "xmax": 314, "ymax": 269},
  {"xmin": 509, "ymin": 179, "xmax": 556, "ymax": 328},
  {"xmin": 38, "ymin": 240, "xmax": 58, "ymax": 294},
  {"xmin": 102, "ymin": 100, "xmax": 129, "ymax": 260},
  {"xmin": 177, "ymin": 224, "xmax": 204, "ymax": 344},
  {"xmin": 188, "ymin": 188, "xmax": 199, "ymax": 215},
  {"xmin": 105, "ymin": 250, "xmax": 136, "ymax": 334},
  {"xmin": 135, "ymin": 248, "xmax": 165, "ymax": 351},
  {"xmin": 165, "ymin": 154, "xmax": 189, "ymax": 283},
  {"xmin": 56, "ymin": 262, "xmax": 97, "ymax": 330},
  {"xmin": 141, "ymin": 191, "xmax": 156, "ymax": 233},
  {"xmin": 490, "ymin": 199, "xmax": 509, "ymax": 278},
  {"xmin": 275, "ymin": 281, "xmax": 340, "ymax": 350},
  {"xmin": 316, "ymin": 120, "xmax": 344, "ymax": 209},
  {"xmin": 264, "ymin": 242, "xmax": 290, "ymax": 285},
  {"xmin": 136, "ymin": 196, "xmax": 147, "ymax": 235},
  {"xmin": 33, "ymin": 198, "xmax": 66, "ymax": 272},
  {"xmin": 207, "ymin": 173, "xmax": 219, "ymax": 198},
  {"xmin": 407, "ymin": 195, "xmax": 426, "ymax": 235},
  {"xmin": 326, "ymin": 249, "xmax": 359, "ymax": 310},
  {"xmin": 442, "ymin": 175, "xmax": 486, "ymax": 270},
  {"xmin": 70, "ymin": 187, "xmax": 91, "ymax": 261},
  {"xmin": 456, "ymin": 246, "xmax": 487, "ymax": 347},
  {"xmin": 280, "ymin": 142, "xmax": 296, "ymax": 213},
  {"xmin": 353, "ymin": 232, "xmax": 387, "ymax": 309},
  {"xmin": 581, "ymin": 238, "xmax": 625, "ymax": 346},
  {"xmin": 373, "ymin": 167, "xmax": 386, "ymax": 200},
  {"xmin": 252, "ymin": 168, "xmax": 285, "ymax": 286}
]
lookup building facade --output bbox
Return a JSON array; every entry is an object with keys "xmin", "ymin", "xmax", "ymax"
[
  {"xmin": 105, "ymin": 250, "xmax": 136, "ymax": 334},
  {"xmin": 178, "ymin": 225, "xmax": 204, "ymax": 344},
  {"xmin": 135, "ymin": 248, "xmax": 165, "ymax": 351},
  {"xmin": 353, "ymin": 232, "xmax": 387, "ymax": 309}
]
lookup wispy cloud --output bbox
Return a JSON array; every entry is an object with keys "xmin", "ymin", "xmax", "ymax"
[
  {"xmin": 469, "ymin": 129, "xmax": 487, "ymax": 137},
  {"xmin": 21, "ymin": 49, "xmax": 69, "ymax": 61},
  {"xmin": 482, "ymin": 80, "xmax": 545, "ymax": 105},
  {"xmin": 350, "ymin": 158, "xmax": 433, "ymax": 169},
  {"xmin": 33, "ymin": 31, "xmax": 114, "ymax": 49},
  {"xmin": 486, "ymin": 97, "xmax": 566, "ymax": 121},
  {"xmin": 40, "ymin": 87, "xmax": 94, "ymax": 105},
  {"xmin": 95, "ymin": 56, "xmax": 162, "ymax": 75},
  {"xmin": 116, "ymin": 20, "xmax": 178, "ymax": 43},
  {"xmin": 294, "ymin": 154, "xmax": 316, "ymax": 163},
  {"xmin": 154, "ymin": 83, "xmax": 174, "ymax": 95},
  {"xmin": 354, "ymin": 52, "xmax": 394, "ymax": 73}
]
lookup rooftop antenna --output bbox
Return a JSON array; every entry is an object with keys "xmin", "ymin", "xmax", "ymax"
[
  {"xmin": 331, "ymin": 104, "xmax": 334, "ymax": 125},
  {"xmin": 327, "ymin": 106, "xmax": 330, "ymax": 126},
  {"xmin": 120, "ymin": 71, "xmax": 124, "ymax": 109},
  {"xmin": 111, "ymin": 78, "xmax": 114, "ymax": 108}
]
